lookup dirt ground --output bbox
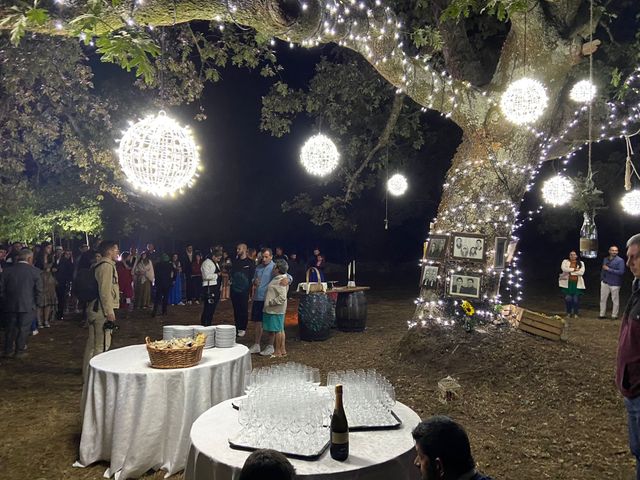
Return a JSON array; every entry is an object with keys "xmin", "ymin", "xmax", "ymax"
[{"xmin": 0, "ymin": 287, "xmax": 634, "ymax": 480}]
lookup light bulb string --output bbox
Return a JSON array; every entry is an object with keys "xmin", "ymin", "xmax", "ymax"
[{"xmin": 384, "ymin": 147, "xmax": 389, "ymax": 230}]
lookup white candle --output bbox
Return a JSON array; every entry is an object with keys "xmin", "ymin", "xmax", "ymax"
[
  {"xmin": 348, "ymin": 263, "xmax": 351, "ymax": 280},
  {"xmin": 353, "ymin": 261, "xmax": 356, "ymax": 277}
]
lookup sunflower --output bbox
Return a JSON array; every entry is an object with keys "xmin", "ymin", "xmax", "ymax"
[{"xmin": 461, "ymin": 300, "xmax": 475, "ymax": 316}]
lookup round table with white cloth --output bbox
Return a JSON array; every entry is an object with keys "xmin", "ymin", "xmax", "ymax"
[
  {"xmin": 76, "ymin": 344, "xmax": 251, "ymax": 480},
  {"xmin": 185, "ymin": 397, "xmax": 421, "ymax": 480}
]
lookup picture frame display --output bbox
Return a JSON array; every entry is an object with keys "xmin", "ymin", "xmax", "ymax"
[
  {"xmin": 494, "ymin": 237, "xmax": 508, "ymax": 270},
  {"xmin": 420, "ymin": 265, "xmax": 440, "ymax": 290},
  {"xmin": 426, "ymin": 235, "xmax": 449, "ymax": 261},
  {"xmin": 451, "ymin": 233, "xmax": 486, "ymax": 262},
  {"xmin": 448, "ymin": 272, "xmax": 482, "ymax": 299}
]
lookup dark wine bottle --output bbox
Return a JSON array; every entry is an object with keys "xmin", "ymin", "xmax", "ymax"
[{"xmin": 330, "ymin": 384, "xmax": 349, "ymax": 461}]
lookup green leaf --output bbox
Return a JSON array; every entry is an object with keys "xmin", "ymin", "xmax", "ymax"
[{"xmin": 25, "ymin": 7, "xmax": 48, "ymax": 25}]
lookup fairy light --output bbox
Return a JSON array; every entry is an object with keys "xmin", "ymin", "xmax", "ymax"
[
  {"xmin": 541, "ymin": 174, "xmax": 574, "ymax": 206},
  {"xmin": 117, "ymin": 111, "xmax": 200, "ymax": 197},
  {"xmin": 570, "ymin": 80, "xmax": 597, "ymax": 103},
  {"xmin": 621, "ymin": 190, "xmax": 640, "ymax": 215},
  {"xmin": 300, "ymin": 133, "xmax": 340, "ymax": 176},
  {"xmin": 387, "ymin": 173, "xmax": 408, "ymax": 196},
  {"xmin": 500, "ymin": 78, "xmax": 548, "ymax": 125}
]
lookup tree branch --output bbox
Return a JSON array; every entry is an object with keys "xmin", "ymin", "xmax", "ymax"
[{"xmin": 342, "ymin": 92, "xmax": 404, "ymax": 204}]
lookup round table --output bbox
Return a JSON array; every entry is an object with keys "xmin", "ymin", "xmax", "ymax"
[
  {"xmin": 76, "ymin": 344, "xmax": 251, "ymax": 480},
  {"xmin": 185, "ymin": 398, "xmax": 421, "ymax": 480}
]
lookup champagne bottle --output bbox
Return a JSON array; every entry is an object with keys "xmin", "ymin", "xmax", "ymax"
[{"xmin": 330, "ymin": 384, "xmax": 349, "ymax": 461}]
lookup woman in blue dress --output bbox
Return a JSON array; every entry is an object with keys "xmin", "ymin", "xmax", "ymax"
[{"xmin": 169, "ymin": 253, "xmax": 184, "ymax": 305}]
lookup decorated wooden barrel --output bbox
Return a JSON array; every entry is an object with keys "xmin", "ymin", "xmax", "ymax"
[
  {"xmin": 335, "ymin": 291, "xmax": 368, "ymax": 332},
  {"xmin": 298, "ymin": 293, "xmax": 334, "ymax": 341}
]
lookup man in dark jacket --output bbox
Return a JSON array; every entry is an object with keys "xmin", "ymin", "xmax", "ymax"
[
  {"xmin": 1, "ymin": 248, "xmax": 43, "ymax": 358},
  {"xmin": 412, "ymin": 416, "xmax": 493, "ymax": 480},
  {"xmin": 152, "ymin": 253, "xmax": 174, "ymax": 317},
  {"xmin": 617, "ymin": 233, "xmax": 640, "ymax": 477},
  {"xmin": 230, "ymin": 243, "xmax": 255, "ymax": 337}
]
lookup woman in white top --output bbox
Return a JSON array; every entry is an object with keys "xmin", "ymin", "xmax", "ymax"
[
  {"xmin": 558, "ymin": 250, "xmax": 586, "ymax": 318},
  {"xmin": 133, "ymin": 251, "xmax": 155, "ymax": 309}
]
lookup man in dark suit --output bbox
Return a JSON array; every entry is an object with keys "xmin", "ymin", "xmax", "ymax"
[{"xmin": 1, "ymin": 248, "xmax": 43, "ymax": 358}]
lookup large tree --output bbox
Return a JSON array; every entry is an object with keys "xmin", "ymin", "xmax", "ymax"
[{"xmin": 2, "ymin": 0, "xmax": 639, "ymax": 319}]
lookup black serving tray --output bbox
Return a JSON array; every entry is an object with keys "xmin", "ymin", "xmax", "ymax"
[
  {"xmin": 348, "ymin": 410, "xmax": 402, "ymax": 431},
  {"xmin": 228, "ymin": 433, "xmax": 330, "ymax": 461}
]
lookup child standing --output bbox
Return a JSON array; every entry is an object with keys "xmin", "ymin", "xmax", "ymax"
[{"xmin": 262, "ymin": 259, "xmax": 290, "ymax": 357}]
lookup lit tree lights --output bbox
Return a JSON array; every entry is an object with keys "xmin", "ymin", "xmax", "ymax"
[
  {"xmin": 387, "ymin": 173, "xmax": 408, "ymax": 196},
  {"xmin": 541, "ymin": 175, "xmax": 574, "ymax": 207}
]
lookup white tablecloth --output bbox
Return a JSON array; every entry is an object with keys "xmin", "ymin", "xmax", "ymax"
[
  {"xmin": 77, "ymin": 344, "xmax": 251, "ymax": 480},
  {"xmin": 185, "ymin": 398, "xmax": 421, "ymax": 480}
]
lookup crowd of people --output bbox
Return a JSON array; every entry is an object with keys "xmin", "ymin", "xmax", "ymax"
[{"xmin": 0, "ymin": 239, "xmax": 326, "ymax": 367}]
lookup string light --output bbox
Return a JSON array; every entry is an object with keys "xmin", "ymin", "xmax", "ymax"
[
  {"xmin": 387, "ymin": 173, "xmax": 408, "ymax": 196},
  {"xmin": 541, "ymin": 174, "xmax": 574, "ymax": 206},
  {"xmin": 300, "ymin": 133, "xmax": 340, "ymax": 176},
  {"xmin": 117, "ymin": 111, "xmax": 200, "ymax": 197},
  {"xmin": 500, "ymin": 78, "xmax": 548, "ymax": 125}
]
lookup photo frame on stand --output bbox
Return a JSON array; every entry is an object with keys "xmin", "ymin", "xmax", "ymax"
[
  {"xmin": 451, "ymin": 233, "xmax": 486, "ymax": 262},
  {"xmin": 494, "ymin": 237, "xmax": 508, "ymax": 270},
  {"xmin": 426, "ymin": 235, "xmax": 449, "ymax": 261},
  {"xmin": 448, "ymin": 272, "xmax": 482, "ymax": 299}
]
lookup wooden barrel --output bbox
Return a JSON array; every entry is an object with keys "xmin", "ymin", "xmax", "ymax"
[
  {"xmin": 335, "ymin": 291, "xmax": 367, "ymax": 332},
  {"xmin": 298, "ymin": 293, "xmax": 334, "ymax": 341}
]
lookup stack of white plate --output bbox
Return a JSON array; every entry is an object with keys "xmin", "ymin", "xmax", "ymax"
[
  {"xmin": 162, "ymin": 325, "xmax": 180, "ymax": 340},
  {"xmin": 193, "ymin": 325, "xmax": 216, "ymax": 348},
  {"xmin": 172, "ymin": 325, "xmax": 194, "ymax": 339},
  {"xmin": 215, "ymin": 325, "xmax": 236, "ymax": 348}
]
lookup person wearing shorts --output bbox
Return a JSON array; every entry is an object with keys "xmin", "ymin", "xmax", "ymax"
[{"xmin": 262, "ymin": 259, "xmax": 289, "ymax": 358}]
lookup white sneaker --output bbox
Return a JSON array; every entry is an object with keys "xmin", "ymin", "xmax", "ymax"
[
  {"xmin": 249, "ymin": 344, "xmax": 261, "ymax": 354},
  {"xmin": 260, "ymin": 345, "xmax": 275, "ymax": 357},
  {"xmin": 32, "ymin": 329, "xmax": 39, "ymax": 336},
  {"xmin": 237, "ymin": 330, "xmax": 246, "ymax": 337},
  {"xmin": 178, "ymin": 302, "xmax": 185, "ymax": 306}
]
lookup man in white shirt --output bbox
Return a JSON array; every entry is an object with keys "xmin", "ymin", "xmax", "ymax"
[{"xmin": 200, "ymin": 248, "xmax": 222, "ymax": 326}]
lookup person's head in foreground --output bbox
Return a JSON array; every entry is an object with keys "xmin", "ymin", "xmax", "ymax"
[
  {"xmin": 238, "ymin": 449, "xmax": 296, "ymax": 480},
  {"xmin": 412, "ymin": 416, "xmax": 491, "ymax": 480}
]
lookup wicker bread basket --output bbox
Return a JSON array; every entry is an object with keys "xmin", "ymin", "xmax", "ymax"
[{"xmin": 145, "ymin": 334, "xmax": 206, "ymax": 369}]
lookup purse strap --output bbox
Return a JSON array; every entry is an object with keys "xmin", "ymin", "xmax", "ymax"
[{"xmin": 305, "ymin": 267, "xmax": 321, "ymax": 284}]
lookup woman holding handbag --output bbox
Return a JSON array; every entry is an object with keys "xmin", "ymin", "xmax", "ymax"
[{"xmin": 559, "ymin": 250, "xmax": 586, "ymax": 318}]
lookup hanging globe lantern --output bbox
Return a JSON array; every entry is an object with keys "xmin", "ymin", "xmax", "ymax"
[
  {"xmin": 541, "ymin": 174, "xmax": 574, "ymax": 207},
  {"xmin": 387, "ymin": 173, "xmax": 408, "ymax": 196},
  {"xmin": 117, "ymin": 111, "xmax": 200, "ymax": 197},
  {"xmin": 621, "ymin": 189, "xmax": 640, "ymax": 215},
  {"xmin": 500, "ymin": 77, "xmax": 548, "ymax": 125},
  {"xmin": 569, "ymin": 79, "xmax": 597, "ymax": 103},
  {"xmin": 300, "ymin": 133, "xmax": 339, "ymax": 176}
]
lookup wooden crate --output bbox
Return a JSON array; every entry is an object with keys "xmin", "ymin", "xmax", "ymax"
[{"xmin": 502, "ymin": 306, "xmax": 568, "ymax": 341}]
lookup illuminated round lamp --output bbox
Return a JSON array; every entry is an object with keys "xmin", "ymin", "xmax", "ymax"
[
  {"xmin": 569, "ymin": 79, "xmax": 597, "ymax": 103},
  {"xmin": 621, "ymin": 189, "xmax": 640, "ymax": 215},
  {"xmin": 300, "ymin": 134, "xmax": 339, "ymax": 176},
  {"xmin": 541, "ymin": 174, "xmax": 574, "ymax": 207},
  {"xmin": 118, "ymin": 110, "xmax": 200, "ymax": 197},
  {"xmin": 500, "ymin": 77, "xmax": 548, "ymax": 125},
  {"xmin": 387, "ymin": 173, "xmax": 408, "ymax": 196}
]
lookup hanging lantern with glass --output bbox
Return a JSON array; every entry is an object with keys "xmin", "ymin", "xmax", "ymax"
[
  {"xmin": 500, "ymin": 77, "xmax": 548, "ymax": 125},
  {"xmin": 387, "ymin": 173, "xmax": 408, "ymax": 196},
  {"xmin": 541, "ymin": 174, "xmax": 574, "ymax": 207},
  {"xmin": 300, "ymin": 133, "xmax": 339, "ymax": 176},
  {"xmin": 579, "ymin": 211, "xmax": 598, "ymax": 259},
  {"xmin": 118, "ymin": 111, "xmax": 200, "ymax": 197}
]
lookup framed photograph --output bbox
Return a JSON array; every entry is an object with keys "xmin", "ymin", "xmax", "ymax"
[
  {"xmin": 420, "ymin": 265, "xmax": 440, "ymax": 290},
  {"xmin": 448, "ymin": 272, "xmax": 482, "ymax": 299},
  {"xmin": 451, "ymin": 232, "xmax": 486, "ymax": 262},
  {"xmin": 494, "ymin": 237, "xmax": 508, "ymax": 270},
  {"xmin": 426, "ymin": 235, "xmax": 449, "ymax": 261}
]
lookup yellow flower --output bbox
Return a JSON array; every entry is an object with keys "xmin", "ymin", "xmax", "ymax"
[{"xmin": 461, "ymin": 300, "xmax": 475, "ymax": 316}]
